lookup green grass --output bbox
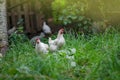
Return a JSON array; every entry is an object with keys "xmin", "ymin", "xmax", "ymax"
[{"xmin": 0, "ymin": 29, "xmax": 120, "ymax": 80}]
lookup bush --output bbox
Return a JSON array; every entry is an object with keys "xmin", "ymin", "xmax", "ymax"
[
  {"xmin": 37, "ymin": 0, "xmax": 54, "ymax": 19},
  {"xmin": 8, "ymin": 26, "xmax": 28, "ymax": 45},
  {"xmin": 52, "ymin": 0, "xmax": 93, "ymax": 34}
]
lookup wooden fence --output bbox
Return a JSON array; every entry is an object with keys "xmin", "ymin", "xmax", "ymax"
[{"xmin": 7, "ymin": 0, "xmax": 46, "ymax": 35}]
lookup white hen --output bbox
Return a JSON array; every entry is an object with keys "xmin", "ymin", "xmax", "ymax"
[
  {"xmin": 48, "ymin": 28, "xmax": 65, "ymax": 49},
  {"xmin": 56, "ymin": 28, "xmax": 65, "ymax": 48},
  {"xmin": 30, "ymin": 32, "xmax": 45, "ymax": 46},
  {"xmin": 48, "ymin": 37, "xmax": 58, "ymax": 52},
  {"xmin": 35, "ymin": 38, "xmax": 49, "ymax": 54},
  {"xmin": 42, "ymin": 21, "xmax": 52, "ymax": 34}
]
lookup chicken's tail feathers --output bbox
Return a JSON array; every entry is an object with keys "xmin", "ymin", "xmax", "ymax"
[{"xmin": 48, "ymin": 37, "xmax": 51, "ymax": 43}]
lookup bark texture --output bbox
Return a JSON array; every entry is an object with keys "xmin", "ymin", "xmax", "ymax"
[{"xmin": 0, "ymin": 0, "xmax": 8, "ymax": 55}]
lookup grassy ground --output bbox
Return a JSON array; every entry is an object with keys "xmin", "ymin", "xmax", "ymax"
[{"xmin": 0, "ymin": 28, "xmax": 120, "ymax": 80}]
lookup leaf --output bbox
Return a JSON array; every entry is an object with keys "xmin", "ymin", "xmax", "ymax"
[
  {"xmin": 78, "ymin": 23, "xmax": 82, "ymax": 27},
  {"xmin": 78, "ymin": 16, "xmax": 84, "ymax": 21},
  {"xmin": 16, "ymin": 65, "xmax": 31, "ymax": 74},
  {"xmin": 66, "ymin": 15, "xmax": 72, "ymax": 18},
  {"xmin": 8, "ymin": 68, "xmax": 18, "ymax": 75},
  {"xmin": 58, "ymin": 16, "xmax": 63, "ymax": 21},
  {"xmin": 71, "ymin": 16, "xmax": 77, "ymax": 20},
  {"xmin": 83, "ymin": 20, "xmax": 87, "ymax": 25},
  {"xmin": 68, "ymin": 20, "xmax": 72, "ymax": 24},
  {"xmin": 63, "ymin": 21, "xmax": 68, "ymax": 25}
]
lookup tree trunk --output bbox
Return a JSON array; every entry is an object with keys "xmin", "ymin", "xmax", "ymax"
[{"xmin": 0, "ymin": 0, "xmax": 8, "ymax": 56}]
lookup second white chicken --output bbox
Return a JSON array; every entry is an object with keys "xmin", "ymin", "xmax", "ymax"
[
  {"xmin": 56, "ymin": 28, "xmax": 65, "ymax": 48},
  {"xmin": 48, "ymin": 28, "xmax": 65, "ymax": 50},
  {"xmin": 48, "ymin": 37, "xmax": 58, "ymax": 52}
]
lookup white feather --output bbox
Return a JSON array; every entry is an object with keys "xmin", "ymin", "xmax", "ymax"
[
  {"xmin": 48, "ymin": 37, "xmax": 58, "ymax": 52},
  {"xmin": 42, "ymin": 21, "xmax": 51, "ymax": 34},
  {"xmin": 71, "ymin": 61, "xmax": 76, "ymax": 67},
  {"xmin": 48, "ymin": 29, "xmax": 65, "ymax": 50},
  {"xmin": 56, "ymin": 34, "xmax": 65, "ymax": 48}
]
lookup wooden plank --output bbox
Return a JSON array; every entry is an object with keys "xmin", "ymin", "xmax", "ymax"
[
  {"xmin": 16, "ymin": 0, "xmax": 22, "ymax": 19},
  {"xmin": 34, "ymin": 0, "xmax": 42, "ymax": 31},
  {"xmin": 28, "ymin": 0, "xmax": 36, "ymax": 33},
  {"xmin": 29, "ymin": 0, "xmax": 41, "ymax": 33},
  {"xmin": 10, "ymin": 0, "xmax": 16, "ymax": 27},
  {"xmin": 32, "ymin": 14, "xmax": 37, "ymax": 32},
  {"xmin": 11, "ymin": 13, "xmax": 16, "ymax": 27},
  {"xmin": 23, "ymin": 2, "xmax": 31, "ymax": 33},
  {"xmin": 7, "ymin": 0, "xmax": 28, "ymax": 11},
  {"xmin": 7, "ymin": 0, "xmax": 12, "ymax": 29},
  {"xmin": 29, "ymin": 13, "xmax": 36, "ymax": 33},
  {"xmin": 36, "ymin": 14, "xmax": 43, "ymax": 31}
]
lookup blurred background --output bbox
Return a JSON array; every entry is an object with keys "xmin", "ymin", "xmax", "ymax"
[{"xmin": 7, "ymin": 0, "xmax": 120, "ymax": 37}]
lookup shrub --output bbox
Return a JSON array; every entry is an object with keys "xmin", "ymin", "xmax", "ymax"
[
  {"xmin": 52, "ymin": 0, "xmax": 93, "ymax": 34},
  {"xmin": 8, "ymin": 26, "xmax": 28, "ymax": 45}
]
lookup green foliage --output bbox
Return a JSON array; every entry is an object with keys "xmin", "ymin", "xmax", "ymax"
[
  {"xmin": 52, "ymin": 0, "xmax": 92, "ymax": 34},
  {"xmin": 0, "ymin": 27, "xmax": 120, "ymax": 80},
  {"xmin": 52, "ymin": 0, "xmax": 67, "ymax": 22},
  {"xmin": 37, "ymin": 0, "xmax": 54, "ymax": 19},
  {"xmin": 0, "ymin": 0, "xmax": 3, "ymax": 4},
  {"xmin": 8, "ymin": 26, "xmax": 28, "ymax": 44}
]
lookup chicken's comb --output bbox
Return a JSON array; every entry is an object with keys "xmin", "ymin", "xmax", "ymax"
[
  {"xmin": 36, "ymin": 38, "xmax": 40, "ymax": 41},
  {"xmin": 60, "ymin": 28, "xmax": 64, "ymax": 30}
]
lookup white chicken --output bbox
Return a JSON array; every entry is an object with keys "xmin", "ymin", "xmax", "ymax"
[
  {"xmin": 48, "ymin": 28, "xmax": 65, "ymax": 49},
  {"xmin": 30, "ymin": 32, "xmax": 45, "ymax": 46},
  {"xmin": 48, "ymin": 37, "xmax": 58, "ymax": 52},
  {"xmin": 56, "ymin": 28, "xmax": 65, "ymax": 48},
  {"xmin": 35, "ymin": 38, "xmax": 49, "ymax": 54},
  {"xmin": 42, "ymin": 21, "xmax": 52, "ymax": 34}
]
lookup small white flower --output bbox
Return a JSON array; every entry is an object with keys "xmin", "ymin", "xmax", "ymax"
[
  {"xmin": 70, "ymin": 48, "xmax": 76, "ymax": 54},
  {"xmin": 71, "ymin": 61, "xmax": 76, "ymax": 67},
  {"xmin": 0, "ymin": 53, "xmax": 3, "ymax": 58},
  {"xmin": 66, "ymin": 55, "xmax": 74, "ymax": 60}
]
